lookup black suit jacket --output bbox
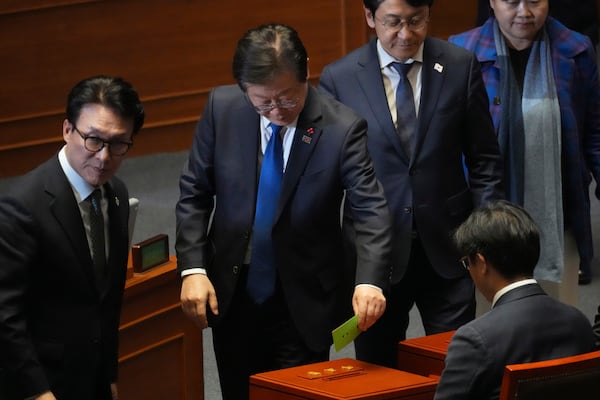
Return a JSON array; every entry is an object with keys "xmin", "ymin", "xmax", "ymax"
[
  {"xmin": 435, "ymin": 283, "xmax": 596, "ymax": 400},
  {"xmin": 319, "ymin": 37, "xmax": 503, "ymax": 282},
  {"xmin": 176, "ymin": 85, "xmax": 392, "ymax": 352},
  {"xmin": 0, "ymin": 155, "xmax": 130, "ymax": 399}
]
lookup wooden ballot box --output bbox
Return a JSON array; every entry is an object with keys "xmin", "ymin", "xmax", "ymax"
[
  {"xmin": 250, "ymin": 358, "xmax": 437, "ymax": 400},
  {"xmin": 397, "ymin": 331, "xmax": 455, "ymax": 378}
]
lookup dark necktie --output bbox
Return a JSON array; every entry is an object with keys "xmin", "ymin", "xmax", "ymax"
[
  {"xmin": 88, "ymin": 189, "xmax": 107, "ymax": 285},
  {"xmin": 247, "ymin": 123, "xmax": 284, "ymax": 304},
  {"xmin": 391, "ymin": 62, "xmax": 417, "ymax": 158}
]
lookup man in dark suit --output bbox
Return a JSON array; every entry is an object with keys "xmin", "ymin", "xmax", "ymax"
[
  {"xmin": 176, "ymin": 24, "xmax": 392, "ymax": 400},
  {"xmin": 435, "ymin": 200, "xmax": 595, "ymax": 400},
  {"xmin": 0, "ymin": 76, "xmax": 144, "ymax": 400},
  {"xmin": 319, "ymin": 0, "xmax": 504, "ymax": 368}
]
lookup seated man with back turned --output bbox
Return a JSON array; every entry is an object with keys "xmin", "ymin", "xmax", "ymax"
[{"xmin": 435, "ymin": 200, "xmax": 595, "ymax": 400}]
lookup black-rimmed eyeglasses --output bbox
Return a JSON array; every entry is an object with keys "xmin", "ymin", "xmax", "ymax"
[
  {"xmin": 459, "ymin": 256, "xmax": 470, "ymax": 271},
  {"xmin": 73, "ymin": 125, "xmax": 133, "ymax": 156}
]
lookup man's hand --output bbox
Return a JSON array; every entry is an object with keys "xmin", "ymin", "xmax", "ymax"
[
  {"xmin": 352, "ymin": 285, "xmax": 386, "ymax": 331},
  {"xmin": 111, "ymin": 383, "xmax": 118, "ymax": 400},
  {"xmin": 34, "ymin": 392, "xmax": 57, "ymax": 400},
  {"xmin": 180, "ymin": 273, "xmax": 218, "ymax": 329}
]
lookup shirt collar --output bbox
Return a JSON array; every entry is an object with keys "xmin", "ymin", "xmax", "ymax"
[
  {"xmin": 492, "ymin": 278, "xmax": 538, "ymax": 307},
  {"xmin": 58, "ymin": 146, "xmax": 98, "ymax": 203},
  {"xmin": 376, "ymin": 38, "xmax": 424, "ymax": 69},
  {"xmin": 260, "ymin": 115, "xmax": 299, "ymax": 131}
]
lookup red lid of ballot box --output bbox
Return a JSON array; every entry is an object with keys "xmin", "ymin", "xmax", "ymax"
[{"xmin": 250, "ymin": 358, "xmax": 437, "ymax": 400}]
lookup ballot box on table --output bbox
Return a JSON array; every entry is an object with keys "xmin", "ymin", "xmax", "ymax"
[
  {"xmin": 250, "ymin": 357, "xmax": 437, "ymax": 400},
  {"xmin": 397, "ymin": 330, "xmax": 455, "ymax": 378}
]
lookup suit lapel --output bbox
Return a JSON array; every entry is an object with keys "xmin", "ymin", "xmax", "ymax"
[
  {"xmin": 413, "ymin": 38, "xmax": 445, "ymax": 165},
  {"xmin": 45, "ymin": 159, "xmax": 98, "ymax": 291},
  {"xmin": 239, "ymin": 105, "xmax": 261, "ymax": 212},
  {"xmin": 357, "ymin": 41, "xmax": 409, "ymax": 163},
  {"xmin": 276, "ymin": 87, "xmax": 321, "ymax": 221}
]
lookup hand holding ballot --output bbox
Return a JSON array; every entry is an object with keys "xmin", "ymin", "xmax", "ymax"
[
  {"xmin": 333, "ymin": 285, "xmax": 386, "ymax": 352},
  {"xmin": 353, "ymin": 284, "xmax": 386, "ymax": 331}
]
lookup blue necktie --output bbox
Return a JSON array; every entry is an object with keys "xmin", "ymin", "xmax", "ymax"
[
  {"xmin": 391, "ymin": 62, "xmax": 417, "ymax": 158},
  {"xmin": 247, "ymin": 123, "xmax": 284, "ymax": 304}
]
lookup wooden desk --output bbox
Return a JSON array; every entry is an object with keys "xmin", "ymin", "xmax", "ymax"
[
  {"xmin": 118, "ymin": 257, "xmax": 203, "ymax": 399},
  {"xmin": 397, "ymin": 331, "xmax": 455, "ymax": 379},
  {"xmin": 250, "ymin": 358, "xmax": 437, "ymax": 400}
]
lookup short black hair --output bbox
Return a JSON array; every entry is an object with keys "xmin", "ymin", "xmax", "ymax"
[
  {"xmin": 232, "ymin": 23, "xmax": 308, "ymax": 91},
  {"xmin": 363, "ymin": 0, "xmax": 434, "ymax": 15},
  {"xmin": 454, "ymin": 200, "xmax": 540, "ymax": 279},
  {"xmin": 66, "ymin": 75, "xmax": 145, "ymax": 135}
]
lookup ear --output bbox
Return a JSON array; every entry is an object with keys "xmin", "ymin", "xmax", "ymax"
[
  {"xmin": 475, "ymin": 253, "xmax": 489, "ymax": 275},
  {"xmin": 63, "ymin": 119, "xmax": 72, "ymax": 143},
  {"xmin": 364, "ymin": 7, "xmax": 376, "ymax": 29}
]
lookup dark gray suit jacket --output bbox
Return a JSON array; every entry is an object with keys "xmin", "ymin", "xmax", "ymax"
[
  {"xmin": 435, "ymin": 283, "xmax": 596, "ymax": 400},
  {"xmin": 319, "ymin": 37, "xmax": 503, "ymax": 282},
  {"xmin": 175, "ymin": 85, "xmax": 392, "ymax": 352},
  {"xmin": 0, "ymin": 155, "xmax": 130, "ymax": 400}
]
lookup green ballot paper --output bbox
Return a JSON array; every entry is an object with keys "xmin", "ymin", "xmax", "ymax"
[{"xmin": 332, "ymin": 315, "xmax": 361, "ymax": 352}]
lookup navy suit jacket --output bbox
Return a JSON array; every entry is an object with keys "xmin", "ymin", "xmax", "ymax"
[
  {"xmin": 0, "ymin": 156, "xmax": 130, "ymax": 400},
  {"xmin": 319, "ymin": 37, "xmax": 503, "ymax": 281},
  {"xmin": 435, "ymin": 283, "xmax": 596, "ymax": 400},
  {"xmin": 176, "ymin": 85, "xmax": 392, "ymax": 352}
]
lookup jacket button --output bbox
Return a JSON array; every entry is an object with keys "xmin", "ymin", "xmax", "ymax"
[
  {"xmin": 404, "ymin": 207, "xmax": 413, "ymax": 214},
  {"xmin": 232, "ymin": 265, "xmax": 240, "ymax": 274}
]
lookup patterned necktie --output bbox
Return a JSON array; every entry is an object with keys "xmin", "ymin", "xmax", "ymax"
[
  {"xmin": 247, "ymin": 123, "xmax": 284, "ymax": 304},
  {"xmin": 391, "ymin": 62, "xmax": 417, "ymax": 158},
  {"xmin": 88, "ymin": 189, "xmax": 107, "ymax": 285}
]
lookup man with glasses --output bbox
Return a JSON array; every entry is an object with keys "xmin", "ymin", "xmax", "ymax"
[
  {"xmin": 0, "ymin": 75, "xmax": 144, "ymax": 400},
  {"xmin": 176, "ymin": 23, "xmax": 392, "ymax": 400},
  {"xmin": 319, "ymin": 0, "xmax": 504, "ymax": 368},
  {"xmin": 435, "ymin": 200, "xmax": 595, "ymax": 400}
]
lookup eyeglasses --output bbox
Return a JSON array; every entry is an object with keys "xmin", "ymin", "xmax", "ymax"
[
  {"xmin": 246, "ymin": 94, "xmax": 301, "ymax": 113},
  {"xmin": 73, "ymin": 125, "xmax": 133, "ymax": 156},
  {"xmin": 374, "ymin": 15, "xmax": 429, "ymax": 32},
  {"xmin": 459, "ymin": 256, "xmax": 471, "ymax": 270}
]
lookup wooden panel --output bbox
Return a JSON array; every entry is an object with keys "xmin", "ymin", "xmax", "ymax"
[
  {"xmin": 0, "ymin": 0, "xmax": 366, "ymax": 178},
  {"xmin": 119, "ymin": 335, "xmax": 186, "ymax": 400},
  {"xmin": 429, "ymin": 0, "xmax": 478, "ymax": 39},
  {"xmin": 0, "ymin": 0, "xmax": 99, "ymax": 15},
  {"xmin": 0, "ymin": 0, "xmax": 478, "ymax": 178},
  {"xmin": 119, "ymin": 258, "xmax": 203, "ymax": 400}
]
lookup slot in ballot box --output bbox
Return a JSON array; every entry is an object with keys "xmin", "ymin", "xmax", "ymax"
[
  {"xmin": 250, "ymin": 358, "xmax": 437, "ymax": 400},
  {"xmin": 397, "ymin": 331, "xmax": 455, "ymax": 378}
]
